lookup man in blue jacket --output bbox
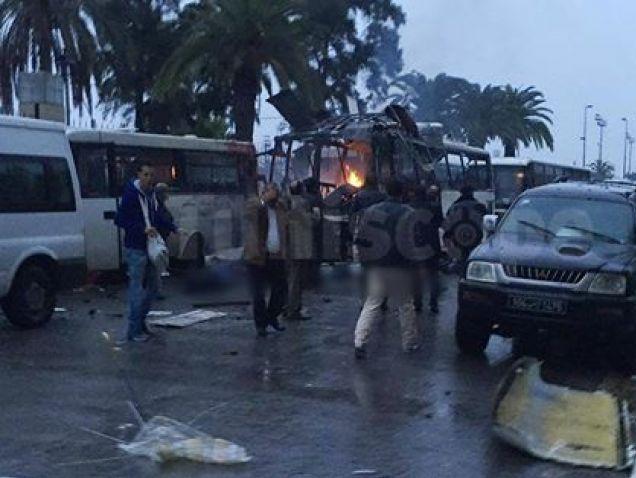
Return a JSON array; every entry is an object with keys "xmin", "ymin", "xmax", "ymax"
[{"xmin": 115, "ymin": 161, "xmax": 177, "ymax": 342}]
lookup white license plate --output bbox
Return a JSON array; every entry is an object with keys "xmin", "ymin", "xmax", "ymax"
[{"xmin": 507, "ymin": 295, "xmax": 567, "ymax": 315}]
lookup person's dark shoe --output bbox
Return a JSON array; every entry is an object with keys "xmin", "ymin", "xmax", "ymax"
[
  {"xmin": 269, "ymin": 319, "xmax": 286, "ymax": 332},
  {"xmin": 414, "ymin": 301, "xmax": 423, "ymax": 313},
  {"xmin": 256, "ymin": 326, "xmax": 268, "ymax": 337},
  {"xmin": 131, "ymin": 333, "xmax": 150, "ymax": 343},
  {"xmin": 354, "ymin": 346, "xmax": 367, "ymax": 360},
  {"xmin": 429, "ymin": 302, "xmax": 439, "ymax": 314}
]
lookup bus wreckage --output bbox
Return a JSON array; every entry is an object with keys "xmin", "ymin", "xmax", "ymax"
[{"xmin": 264, "ymin": 97, "xmax": 493, "ymax": 263}]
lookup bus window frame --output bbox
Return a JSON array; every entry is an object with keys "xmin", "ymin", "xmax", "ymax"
[
  {"xmin": 71, "ymin": 142, "xmax": 112, "ymax": 199},
  {"xmin": 464, "ymin": 154, "xmax": 492, "ymax": 191}
]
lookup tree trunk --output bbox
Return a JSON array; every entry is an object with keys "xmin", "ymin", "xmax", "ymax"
[
  {"xmin": 232, "ymin": 66, "xmax": 260, "ymax": 142},
  {"xmin": 503, "ymin": 139, "xmax": 516, "ymax": 157},
  {"xmin": 0, "ymin": 70, "xmax": 13, "ymax": 115},
  {"xmin": 134, "ymin": 90, "xmax": 145, "ymax": 131}
]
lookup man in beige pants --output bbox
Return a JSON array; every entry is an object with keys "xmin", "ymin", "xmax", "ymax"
[{"xmin": 353, "ymin": 178, "xmax": 434, "ymax": 359}]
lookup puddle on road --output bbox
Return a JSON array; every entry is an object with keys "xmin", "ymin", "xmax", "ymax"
[{"xmin": 248, "ymin": 366, "xmax": 430, "ymax": 416}]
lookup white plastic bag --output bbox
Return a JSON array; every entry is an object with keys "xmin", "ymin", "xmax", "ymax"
[
  {"xmin": 139, "ymin": 194, "xmax": 169, "ymax": 272},
  {"xmin": 119, "ymin": 416, "xmax": 251, "ymax": 464}
]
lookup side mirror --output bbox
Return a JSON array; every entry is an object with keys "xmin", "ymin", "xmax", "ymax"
[{"xmin": 483, "ymin": 214, "xmax": 498, "ymax": 234}]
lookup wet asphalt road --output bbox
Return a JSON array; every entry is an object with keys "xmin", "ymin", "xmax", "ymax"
[{"xmin": 0, "ymin": 265, "xmax": 627, "ymax": 477}]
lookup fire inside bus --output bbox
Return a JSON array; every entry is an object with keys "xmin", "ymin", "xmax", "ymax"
[{"xmin": 264, "ymin": 105, "xmax": 492, "ymax": 263}]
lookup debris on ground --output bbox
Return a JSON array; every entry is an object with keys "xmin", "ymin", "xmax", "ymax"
[
  {"xmin": 54, "ymin": 307, "xmax": 67, "ymax": 313},
  {"xmin": 352, "ymin": 470, "xmax": 378, "ymax": 475},
  {"xmin": 493, "ymin": 357, "xmax": 633, "ymax": 470},
  {"xmin": 147, "ymin": 309, "xmax": 226, "ymax": 328},
  {"xmin": 118, "ymin": 416, "xmax": 251, "ymax": 464}
]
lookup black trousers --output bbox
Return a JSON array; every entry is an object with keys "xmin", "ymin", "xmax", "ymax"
[{"xmin": 247, "ymin": 258, "xmax": 288, "ymax": 328}]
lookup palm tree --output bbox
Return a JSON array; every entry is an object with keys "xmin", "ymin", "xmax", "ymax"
[
  {"xmin": 156, "ymin": 0, "xmax": 310, "ymax": 141},
  {"xmin": 590, "ymin": 159, "xmax": 614, "ymax": 181},
  {"xmin": 0, "ymin": 36, "xmax": 14, "ymax": 114},
  {"xmin": 388, "ymin": 72, "xmax": 480, "ymax": 141},
  {"xmin": 388, "ymin": 75, "xmax": 554, "ymax": 156},
  {"xmin": 0, "ymin": 0, "xmax": 97, "ymax": 115},
  {"xmin": 93, "ymin": 0, "xmax": 180, "ymax": 130},
  {"xmin": 492, "ymin": 85, "xmax": 554, "ymax": 157}
]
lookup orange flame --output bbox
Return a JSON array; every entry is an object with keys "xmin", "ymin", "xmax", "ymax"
[{"xmin": 345, "ymin": 164, "xmax": 365, "ymax": 188}]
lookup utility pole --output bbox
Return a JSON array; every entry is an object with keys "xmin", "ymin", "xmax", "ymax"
[
  {"xmin": 595, "ymin": 113, "xmax": 607, "ymax": 165},
  {"xmin": 622, "ymin": 118, "xmax": 629, "ymax": 178},
  {"xmin": 581, "ymin": 104, "xmax": 593, "ymax": 167},
  {"xmin": 629, "ymin": 134, "xmax": 634, "ymax": 176}
]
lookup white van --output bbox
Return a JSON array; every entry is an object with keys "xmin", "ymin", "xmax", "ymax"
[{"xmin": 0, "ymin": 115, "xmax": 85, "ymax": 327}]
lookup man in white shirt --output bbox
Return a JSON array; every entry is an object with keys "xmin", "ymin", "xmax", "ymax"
[{"xmin": 243, "ymin": 183, "xmax": 289, "ymax": 337}]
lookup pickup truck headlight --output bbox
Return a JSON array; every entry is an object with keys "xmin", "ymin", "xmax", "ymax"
[
  {"xmin": 588, "ymin": 273, "xmax": 627, "ymax": 295},
  {"xmin": 466, "ymin": 261, "xmax": 498, "ymax": 283}
]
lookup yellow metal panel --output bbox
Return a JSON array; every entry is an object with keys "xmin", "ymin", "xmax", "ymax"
[{"xmin": 493, "ymin": 358, "xmax": 629, "ymax": 469}]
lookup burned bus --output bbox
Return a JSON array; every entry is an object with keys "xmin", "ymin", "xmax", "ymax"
[{"xmin": 262, "ymin": 104, "xmax": 492, "ymax": 263}]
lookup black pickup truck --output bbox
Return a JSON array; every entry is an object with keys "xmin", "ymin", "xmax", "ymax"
[{"xmin": 456, "ymin": 182, "xmax": 636, "ymax": 356}]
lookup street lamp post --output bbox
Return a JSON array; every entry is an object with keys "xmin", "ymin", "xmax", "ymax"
[
  {"xmin": 581, "ymin": 104, "xmax": 593, "ymax": 167},
  {"xmin": 595, "ymin": 114, "xmax": 607, "ymax": 166},
  {"xmin": 629, "ymin": 134, "xmax": 635, "ymax": 176},
  {"xmin": 623, "ymin": 118, "xmax": 629, "ymax": 178}
]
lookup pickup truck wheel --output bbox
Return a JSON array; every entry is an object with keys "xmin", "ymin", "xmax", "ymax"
[
  {"xmin": 455, "ymin": 310, "xmax": 490, "ymax": 355},
  {"xmin": 3, "ymin": 264, "xmax": 55, "ymax": 328}
]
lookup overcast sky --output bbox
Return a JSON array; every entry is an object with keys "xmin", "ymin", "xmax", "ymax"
[{"xmin": 255, "ymin": 0, "xmax": 636, "ymax": 175}]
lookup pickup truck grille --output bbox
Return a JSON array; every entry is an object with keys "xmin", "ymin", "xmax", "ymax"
[{"xmin": 503, "ymin": 264, "xmax": 586, "ymax": 284}]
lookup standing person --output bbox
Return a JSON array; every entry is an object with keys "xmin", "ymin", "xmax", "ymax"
[
  {"xmin": 115, "ymin": 161, "xmax": 177, "ymax": 343},
  {"xmin": 301, "ymin": 177, "xmax": 324, "ymax": 290},
  {"xmin": 287, "ymin": 181, "xmax": 315, "ymax": 321},
  {"xmin": 444, "ymin": 183, "xmax": 487, "ymax": 271},
  {"xmin": 244, "ymin": 183, "xmax": 289, "ymax": 337},
  {"xmin": 411, "ymin": 184, "xmax": 443, "ymax": 313},
  {"xmin": 154, "ymin": 183, "xmax": 175, "ymax": 241},
  {"xmin": 353, "ymin": 179, "xmax": 428, "ymax": 359},
  {"xmin": 351, "ymin": 174, "xmax": 388, "ymax": 310},
  {"xmin": 450, "ymin": 183, "xmax": 487, "ymax": 215},
  {"xmin": 351, "ymin": 174, "xmax": 386, "ymax": 214}
]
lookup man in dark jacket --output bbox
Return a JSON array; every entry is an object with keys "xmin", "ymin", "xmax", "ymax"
[
  {"xmin": 353, "ymin": 179, "xmax": 433, "ymax": 358},
  {"xmin": 243, "ymin": 183, "xmax": 289, "ymax": 337},
  {"xmin": 286, "ymin": 180, "xmax": 317, "ymax": 321},
  {"xmin": 351, "ymin": 174, "xmax": 386, "ymax": 214},
  {"xmin": 115, "ymin": 161, "xmax": 177, "ymax": 342},
  {"xmin": 444, "ymin": 183, "xmax": 487, "ymax": 270},
  {"xmin": 450, "ymin": 183, "xmax": 487, "ymax": 215},
  {"xmin": 410, "ymin": 184, "xmax": 444, "ymax": 313}
]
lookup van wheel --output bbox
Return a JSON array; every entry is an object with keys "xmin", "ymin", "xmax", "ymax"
[
  {"xmin": 455, "ymin": 310, "xmax": 490, "ymax": 355},
  {"xmin": 3, "ymin": 264, "xmax": 55, "ymax": 328}
]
